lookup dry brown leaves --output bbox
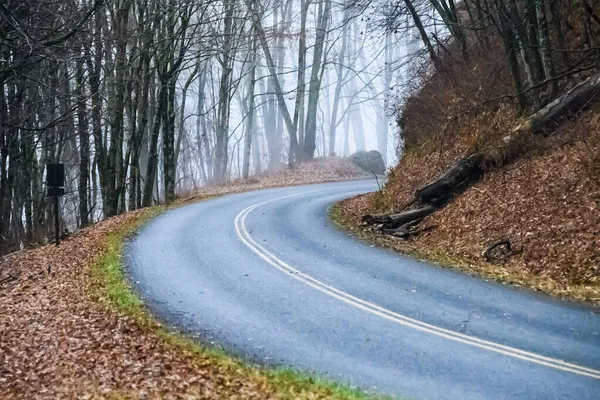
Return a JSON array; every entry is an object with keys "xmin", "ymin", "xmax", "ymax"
[
  {"xmin": 0, "ymin": 210, "xmax": 280, "ymax": 399},
  {"xmin": 341, "ymin": 109, "xmax": 600, "ymax": 301},
  {"xmin": 0, "ymin": 157, "xmax": 369, "ymax": 399}
]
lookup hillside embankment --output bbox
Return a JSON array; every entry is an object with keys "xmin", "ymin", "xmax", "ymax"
[
  {"xmin": 336, "ymin": 11, "xmax": 600, "ymax": 302},
  {"xmin": 337, "ymin": 103, "xmax": 600, "ymax": 302}
]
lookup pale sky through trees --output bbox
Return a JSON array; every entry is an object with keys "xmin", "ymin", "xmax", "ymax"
[
  {"xmin": 176, "ymin": 1, "xmax": 423, "ymax": 185},
  {"xmin": 0, "ymin": 0, "xmax": 433, "ymax": 252}
]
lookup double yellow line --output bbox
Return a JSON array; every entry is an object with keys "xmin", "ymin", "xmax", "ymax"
[{"xmin": 234, "ymin": 190, "xmax": 600, "ymax": 380}]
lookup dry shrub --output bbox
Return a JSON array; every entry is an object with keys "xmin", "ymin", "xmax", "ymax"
[{"xmin": 398, "ymin": 39, "xmax": 515, "ymax": 152}]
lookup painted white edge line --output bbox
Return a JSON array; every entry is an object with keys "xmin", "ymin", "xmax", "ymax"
[{"xmin": 233, "ymin": 188, "xmax": 600, "ymax": 380}]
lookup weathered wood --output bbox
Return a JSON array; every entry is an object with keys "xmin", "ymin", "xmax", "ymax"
[
  {"xmin": 512, "ymin": 73, "xmax": 600, "ymax": 135},
  {"xmin": 382, "ymin": 219, "xmax": 419, "ymax": 237},
  {"xmin": 362, "ymin": 213, "xmax": 390, "ymax": 225},
  {"xmin": 383, "ymin": 222, "xmax": 436, "ymax": 239},
  {"xmin": 362, "ymin": 74, "xmax": 600, "ymax": 241},
  {"xmin": 363, "ymin": 205, "xmax": 435, "ymax": 228},
  {"xmin": 416, "ymin": 153, "xmax": 484, "ymax": 204}
]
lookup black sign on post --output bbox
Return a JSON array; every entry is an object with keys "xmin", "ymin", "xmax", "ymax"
[
  {"xmin": 46, "ymin": 164, "xmax": 65, "ymax": 246},
  {"xmin": 46, "ymin": 163, "xmax": 65, "ymax": 188}
]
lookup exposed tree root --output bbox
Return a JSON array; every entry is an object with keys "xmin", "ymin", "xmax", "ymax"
[{"xmin": 483, "ymin": 239, "xmax": 513, "ymax": 262}]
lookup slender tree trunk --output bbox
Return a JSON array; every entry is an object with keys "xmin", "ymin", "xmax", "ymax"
[
  {"xmin": 259, "ymin": 68, "xmax": 279, "ymax": 170},
  {"xmin": 303, "ymin": 0, "xmax": 331, "ymax": 159},
  {"xmin": 75, "ymin": 54, "xmax": 90, "ymax": 226},
  {"xmin": 242, "ymin": 33, "xmax": 258, "ymax": 179},
  {"xmin": 128, "ymin": 51, "xmax": 150, "ymax": 210},
  {"xmin": 106, "ymin": 0, "xmax": 131, "ymax": 216},
  {"xmin": 377, "ymin": 34, "xmax": 393, "ymax": 165},
  {"xmin": 143, "ymin": 82, "xmax": 165, "ymax": 207},
  {"xmin": 498, "ymin": 3, "xmax": 527, "ymax": 111},
  {"xmin": 246, "ymin": 0, "xmax": 300, "ymax": 167},
  {"xmin": 195, "ymin": 66, "xmax": 211, "ymax": 182},
  {"xmin": 328, "ymin": 11, "xmax": 349, "ymax": 156},
  {"xmin": 214, "ymin": 0, "xmax": 236, "ymax": 181},
  {"xmin": 163, "ymin": 72, "xmax": 177, "ymax": 202},
  {"xmin": 548, "ymin": 0, "xmax": 569, "ymax": 69},
  {"xmin": 405, "ymin": 0, "xmax": 441, "ymax": 70},
  {"xmin": 583, "ymin": 0, "xmax": 600, "ymax": 65},
  {"xmin": 291, "ymin": 0, "xmax": 309, "ymax": 163},
  {"xmin": 0, "ymin": 83, "xmax": 10, "ymax": 249},
  {"xmin": 85, "ymin": 9, "xmax": 107, "ymax": 215},
  {"xmin": 535, "ymin": 0, "xmax": 557, "ymax": 96}
]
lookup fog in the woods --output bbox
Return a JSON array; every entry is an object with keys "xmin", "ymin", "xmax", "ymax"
[
  {"xmin": 173, "ymin": 2, "xmax": 425, "ymax": 190},
  {"xmin": 0, "ymin": 0, "xmax": 446, "ymax": 252}
]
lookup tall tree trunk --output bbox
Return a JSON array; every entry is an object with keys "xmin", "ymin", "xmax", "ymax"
[
  {"xmin": 429, "ymin": 0, "xmax": 469, "ymax": 61},
  {"xmin": 328, "ymin": 9, "xmax": 349, "ymax": 156},
  {"xmin": 143, "ymin": 82, "xmax": 165, "ymax": 207},
  {"xmin": 85, "ymin": 7, "xmax": 108, "ymax": 216},
  {"xmin": 128, "ymin": 49, "xmax": 150, "ymax": 211},
  {"xmin": 498, "ymin": 3, "xmax": 527, "ymax": 111},
  {"xmin": 195, "ymin": 66, "xmax": 211, "ymax": 182},
  {"xmin": 405, "ymin": 0, "xmax": 441, "ymax": 70},
  {"xmin": 163, "ymin": 72, "xmax": 177, "ymax": 202},
  {"xmin": 583, "ymin": 0, "xmax": 600, "ymax": 65},
  {"xmin": 76, "ymin": 54, "xmax": 90, "ymax": 226},
  {"xmin": 0, "ymin": 83, "xmax": 10, "ymax": 249},
  {"xmin": 246, "ymin": 0, "xmax": 300, "ymax": 168},
  {"xmin": 291, "ymin": 0, "xmax": 309, "ymax": 164},
  {"xmin": 242, "ymin": 33, "xmax": 258, "ymax": 179},
  {"xmin": 106, "ymin": 0, "xmax": 131, "ymax": 216},
  {"xmin": 303, "ymin": 0, "xmax": 331, "ymax": 159},
  {"xmin": 214, "ymin": 0, "xmax": 236, "ymax": 182},
  {"xmin": 535, "ymin": 0, "xmax": 557, "ymax": 96},
  {"xmin": 259, "ymin": 68, "xmax": 279, "ymax": 170},
  {"xmin": 377, "ymin": 34, "xmax": 393, "ymax": 165}
]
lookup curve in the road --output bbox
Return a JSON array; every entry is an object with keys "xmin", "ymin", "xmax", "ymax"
[
  {"xmin": 126, "ymin": 180, "xmax": 600, "ymax": 400},
  {"xmin": 235, "ymin": 189, "xmax": 600, "ymax": 380}
]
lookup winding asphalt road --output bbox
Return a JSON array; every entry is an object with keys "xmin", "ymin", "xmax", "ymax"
[{"xmin": 126, "ymin": 180, "xmax": 600, "ymax": 399}]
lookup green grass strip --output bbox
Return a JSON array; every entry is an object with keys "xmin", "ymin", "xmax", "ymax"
[{"xmin": 90, "ymin": 204, "xmax": 389, "ymax": 400}]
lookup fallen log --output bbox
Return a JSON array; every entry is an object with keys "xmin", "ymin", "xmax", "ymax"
[
  {"xmin": 382, "ymin": 219, "xmax": 420, "ymax": 237},
  {"xmin": 382, "ymin": 226, "xmax": 410, "ymax": 238},
  {"xmin": 362, "ymin": 213, "xmax": 391, "ymax": 225},
  {"xmin": 496, "ymin": 72, "xmax": 600, "ymax": 164},
  {"xmin": 416, "ymin": 153, "xmax": 484, "ymax": 204},
  {"xmin": 513, "ymin": 73, "xmax": 600, "ymax": 135},
  {"xmin": 383, "ymin": 221, "xmax": 437, "ymax": 239},
  {"xmin": 361, "ymin": 74, "xmax": 600, "ymax": 243},
  {"xmin": 372, "ymin": 205, "xmax": 436, "ymax": 229}
]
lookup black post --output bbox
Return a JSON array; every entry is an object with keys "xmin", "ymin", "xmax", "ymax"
[
  {"xmin": 46, "ymin": 163, "xmax": 65, "ymax": 247},
  {"xmin": 54, "ymin": 194, "xmax": 60, "ymax": 246}
]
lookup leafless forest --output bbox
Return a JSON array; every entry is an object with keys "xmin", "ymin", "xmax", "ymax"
[{"xmin": 1, "ymin": 0, "xmax": 597, "ymax": 254}]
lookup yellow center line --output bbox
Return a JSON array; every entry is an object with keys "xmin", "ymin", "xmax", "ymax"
[{"xmin": 234, "ymin": 188, "xmax": 600, "ymax": 380}]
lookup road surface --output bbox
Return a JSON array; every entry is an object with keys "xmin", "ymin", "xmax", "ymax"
[{"xmin": 126, "ymin": 180, "xmax": 600, "ymax": 399}]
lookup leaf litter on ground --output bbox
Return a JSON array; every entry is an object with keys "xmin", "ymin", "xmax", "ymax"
[{"xmin": 0, "ymin": 157, "xmax": 373, "ymax": 400}]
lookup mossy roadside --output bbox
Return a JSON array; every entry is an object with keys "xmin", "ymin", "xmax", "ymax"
[{"xmin": 88, "ymin": 198, "xmax": 387, "ymax": 400}]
